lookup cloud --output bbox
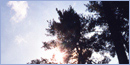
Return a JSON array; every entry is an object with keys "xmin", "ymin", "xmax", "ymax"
[
  {"xmin": 15, "ymin": 35, "xmax": 27, "ymax": 44},
  {"xmin": 7, "ymin": 1, "xmax": 29, "ymax": 23}
]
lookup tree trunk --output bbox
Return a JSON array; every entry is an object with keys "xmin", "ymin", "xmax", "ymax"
[
  {"xmin": 77, "ymin": 17, "xmax": 86, "ymax": 64},
  {"xmin": 77, "ymin": 45, "xmax": 86, "ymax": 64},
  {"xmin": 78, "ymin": 49, "xmax": 83, "ymax": 64},
  {"xmin": 102, "ymin": 2, "xmax": 129, "ymax": 64}
]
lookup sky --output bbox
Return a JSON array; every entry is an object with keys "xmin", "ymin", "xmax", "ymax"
[{"xmin": 1, "ymin": 1, "xmax": 119, "ymax": 64}]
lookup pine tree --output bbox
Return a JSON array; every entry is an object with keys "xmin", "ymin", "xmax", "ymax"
[
  {"xmin": 43, "ymin": 6, "xmax": 114, "ymax": 64},
  {"xmin": 85, "ymin": 1, "xmax": 129, "ymax": 64}
]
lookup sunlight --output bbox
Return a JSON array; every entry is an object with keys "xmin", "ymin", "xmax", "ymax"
[
  {"xmin": 42, "ymin": 39, "xmax": 67, "ymax": 64},
  {"xmin": 52, "ymin": 48, "xmax": 66, "ymax": 64}
]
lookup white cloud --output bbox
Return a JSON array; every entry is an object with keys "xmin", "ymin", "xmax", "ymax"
[
  {"xmin": 7, "ymin": 1, "xmax": 29, "ymax": 23},
  {"xmin": 15, "ymin": 35, "xmax": 27, "ymax": 44}
]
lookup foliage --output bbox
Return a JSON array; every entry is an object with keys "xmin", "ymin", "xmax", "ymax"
[
  {"xmin": 28, "ymin": 1, "xmax": 129, "ymax": 64},
  {"xmin": 85, "ymin": 1, "xmax": 129, "ymax": 64},
  {"xmin": 42, "ymin": 6, "xmax": 115, "ymax": 64}
]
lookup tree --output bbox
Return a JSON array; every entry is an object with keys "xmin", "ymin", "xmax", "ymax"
[
  {"xmin": 45, "ymin": 6, "xmax": 91, "ymax": 64},
  {"xmin": 42, "ymin": 6, "xmax": 115, "ymax": 64},
  {"xmin": 85, "ymin": 1, "xmax": 129, "ymax": 64}
]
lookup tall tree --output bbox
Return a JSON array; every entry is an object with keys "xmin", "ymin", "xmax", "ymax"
[
  {"xmin": 45, "ymin": 6, "xmax": 90, "ymax": 64},
  {"xmin": 43, "ymin": 6, "xmax": 115, "ymax": 64},
  {"xmin": 85, "ymin": 1, "xmax": 129, "ymax": 64}
]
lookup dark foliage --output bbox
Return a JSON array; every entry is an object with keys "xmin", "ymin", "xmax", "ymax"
[
  {"xmin": 85, "ymin": 1, "xmax": 129, "ymax": 64},
  {"xmin": 43, "ymin": 6, "xmax": 115, "ymax": 64}
]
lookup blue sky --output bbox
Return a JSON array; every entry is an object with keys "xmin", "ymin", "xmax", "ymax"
[{"xmin": 1, "ymin": 1, "xmax": 118, "ymax": 64}]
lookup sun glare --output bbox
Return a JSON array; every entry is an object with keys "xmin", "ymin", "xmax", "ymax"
[{"xmin": 52, "ymin": 48, "xmax": 66, "ymax": 64}]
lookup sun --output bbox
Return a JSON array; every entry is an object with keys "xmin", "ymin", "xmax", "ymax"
[{"xmin": 52, "ymin": 48, "xmax": 66, "ymax": 64}]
